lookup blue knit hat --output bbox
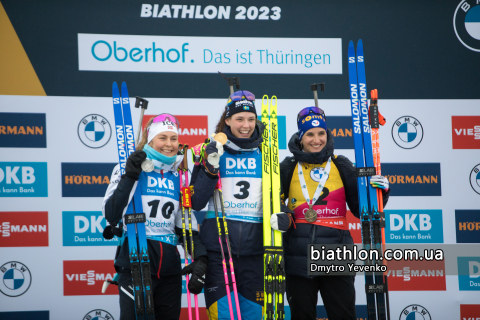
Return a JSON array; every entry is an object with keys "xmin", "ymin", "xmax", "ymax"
[{"xmin": 297, "ymin": 111, "xmax": 327, "ymax": 141}]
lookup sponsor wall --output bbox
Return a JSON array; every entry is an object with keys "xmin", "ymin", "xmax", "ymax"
[{"xmin": 1, "ymin": 1, "xmax": 480, "ymax": 320}]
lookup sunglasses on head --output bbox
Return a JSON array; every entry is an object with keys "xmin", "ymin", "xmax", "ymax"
[
  {"xmin": 149, "ymin": 113, "xmax": 180, "ymax": 130},
  {"xmin": 297, "ymin": 106, "xmax": 326, "ymax": 123},
  {"xmin": 227, "ymin": 90, "xmax": 255, "ymax": 106}
]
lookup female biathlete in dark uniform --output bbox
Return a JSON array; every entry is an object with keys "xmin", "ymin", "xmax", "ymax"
[
  {"xmin": 190, "ymin": 91, "xmax": 292, "ymax": 320},
  {"xmin": 271, "ymin": 107, "xmax": 390, "ymax": 320},
  {"xmin": 103, "ymin": 114, "xmax": 208, "ymax": 320}
]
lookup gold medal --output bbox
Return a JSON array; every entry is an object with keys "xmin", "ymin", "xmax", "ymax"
[
  {"xmin": 212, "ymin": 132, "xmax": 228, "ymax": 145},
  {"xmin": 305, "ymin": 207, "xmax": 317, "ymax": 222}
]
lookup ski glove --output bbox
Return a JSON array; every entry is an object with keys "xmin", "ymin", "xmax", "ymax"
[
  {"xmin": 125, "ymin": 150, "xmax": 147, "ymax": 180},
  {"xmin": 370, "ymin": 175, "xmax": 389, "ymax": 192},
  {"xmin": 181, "ymin": 256, "xmax": 208, "ymax": 295},
  {"xmin": 270, "ymin": 212, "xmax": 291, "ymax": 232},
  {"xmin": 204, "ymin": 141, "xmax": 224, "ymax": 175}
]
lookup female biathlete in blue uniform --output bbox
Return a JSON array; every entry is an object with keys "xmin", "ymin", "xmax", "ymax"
[
  {"xmin": 189, "ymin": 91, "xmax": 292, "ymax": 320},
  {"xmin": 103, "ymin": 114, "xmax": 208, "ymax": 320}
]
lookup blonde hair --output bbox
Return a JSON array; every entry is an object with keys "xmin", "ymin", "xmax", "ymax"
[{"xmin": 136, "ymin": 117, "xmax": 154, "ymax": 151}]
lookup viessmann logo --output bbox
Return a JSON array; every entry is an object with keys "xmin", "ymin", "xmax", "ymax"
[
  {"xmin": 63, "ymin": 260, "xmax": 117, "ymax": 295},
  {"xmin": 452, "ymin": 116, "xmax": 480, "ymax": 149},
  {"xmin": 0, "ymin": 212, "xmax": 48, "ymax": 247},
  {"xmin": 61, "ymin": 163, "xmax": 116, "ymax": 197},
  {"xmin": 0, "ymin": 112, "xmax": 46, "ymax": 148},
  {"xmin": 387, "ymin": 258, "xmax": 446, "ymax": 291}
]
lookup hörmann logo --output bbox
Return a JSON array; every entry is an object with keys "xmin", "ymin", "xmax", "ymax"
[
  {"xmin": 0, "ymin": 112, "xmax": 46, "ymax": 148},
  {"xmin": 63, "ymin": 260, "xmax": 117, "ymax": 295},
  {"xmin": 328, "ymin": 116, "xmax": 354, "ymax": 149},
  {"xmin": 61, "ymin": 163, "xmax": 116, "ymax": 197},
  {"xmin": 381, "ymin": 163, "xmax": 441, "ymax": 196},
  {"xmin": 0, "ymin": 162, "xmax": 48, "ymax": 197},
  {"xmin": 452, "ymin": 116, "xmax": 480, "ymax": 149},
  {"xmin": 456, "ymin": 210, "xmax": 480, "ymax": 243},
  {"xmin": 0, "ymin": 212, "xmax": 48, "ymax": 247}
]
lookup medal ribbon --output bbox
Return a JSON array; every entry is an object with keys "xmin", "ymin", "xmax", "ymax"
[{"xmin": 297, "ymin": 157, "xmax": 332, "ymax": 213}]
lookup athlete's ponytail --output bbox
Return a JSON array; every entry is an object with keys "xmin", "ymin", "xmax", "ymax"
[{"xmin": 136, "ymin": 117, "xmax": 154, "ymax": 151}]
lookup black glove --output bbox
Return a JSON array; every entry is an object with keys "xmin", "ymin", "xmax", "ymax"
[
  {"xmin": 125, "ymin": 150, "xmax": 147, "ymax": 180},
  {"xmin": 270, "ymin": 212, "xmax": 291, "ymax": 232},
  {"xmin": 181, "ymin": 256, "xmax": 208, "ymax": 294}
]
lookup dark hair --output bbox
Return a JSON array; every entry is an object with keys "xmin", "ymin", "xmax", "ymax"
[
  {"xmin": 214, "ymin": 106, "xmax": 258, "ymax": 134},
  {"xmin": 214, "ymin": 107, "xmax": 228, "ymax": 134}
]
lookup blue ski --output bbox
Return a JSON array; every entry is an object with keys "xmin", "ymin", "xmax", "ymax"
[
  {"xmin": 356, "ymin": 41, "xmax": 387, "ymax": 320},
  {"xmin": 112, "ymin": 82, "xmax": 154, "ymax": 319},
  {"xmin": 347, "ymin": 41, "xmax": 377, "ymax": 320}
]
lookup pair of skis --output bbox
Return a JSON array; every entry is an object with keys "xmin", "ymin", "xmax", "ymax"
[
  {"xmin": 347, "ymin": 41, "xmax": 389, "ymax": 320},
  {"xmin": 112, "ymin": 82, "xmax": 154, "ymax": 319},
  {"xmin": 261, "ymin": 96, "xmax": 285, "ymax": 320},
  {"xmin": 179, "ymin": 144, "xmax": 201, "ymax": 320}
]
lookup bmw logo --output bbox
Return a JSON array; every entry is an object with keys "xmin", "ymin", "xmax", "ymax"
[
  {"xmin": 78, "ymin": 114, "xmax": 112, "ymax": 149},
  {"xmin": 454, "ymin": 0, "xmax": 480, "ymax": 52},
  {"xmin": 83, "ymin": 309, "xmax": 115, "ymax": 320},
  {"xmin": 0, "ymin": 261, "xmax": 32, "ymax": 297},
  {"xmin": 399, "ymin": 304, "xmax": 431, "ymax": 320},
  {"xmin": 310, "ymin": 167, "xmax": 325, "ymax": 182},
  {"xmin": 392, "ymin": 116, "xmax": 424, "ymax": 149},
  {"xmin": 470, "ymin": 163, "xmax": 480, "ymax": 195}
]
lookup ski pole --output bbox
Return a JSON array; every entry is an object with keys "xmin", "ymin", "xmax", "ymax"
[
  {"xmin": 218, "ymin": 71, "xmax": 240, "ymax": 94},
  {"xmin": 211, "ymin": 132, "xmax": 240, "ymax": 320},
  {"xmin": 179, "ymin": 158, "xmax": 193, "ymax": 320},
  {"xmin": 134, "ymin": 97, "xmax": 149, "ymax": 145},
  {"xmin": 370, "ymin": 89, "xmax": 390, "ymax": 320},
  {"xmin": 212, "ymin": 182, "xmax": 235, "ymax": 320},
  {"xmin": 216, "ymin": 174, "xmax": 242, "ymax": 320},
  {"xmin": 181, "ymin": 144, "xmax": 200, "ymax": 320},
  {"xmin": 310, "ymin": 82, "xmax": 325, "ymax": 108}
]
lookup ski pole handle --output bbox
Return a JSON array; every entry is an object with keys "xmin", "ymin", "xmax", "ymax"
[
  {"xmin": 310, "ymin": 82, "xmax": 325, "ymax": 108},
  {"xmin": 134, "ymin": 96, "xmax": 149, "ymax": 145}
]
